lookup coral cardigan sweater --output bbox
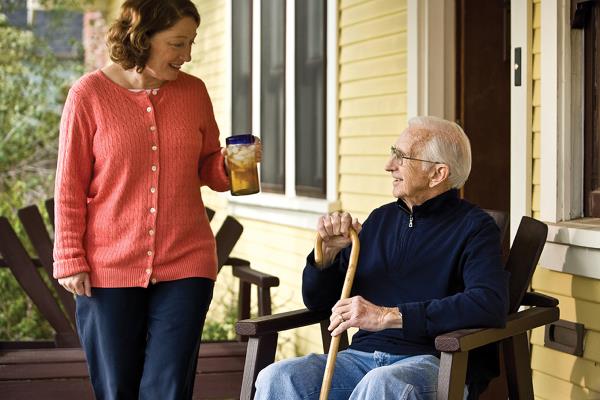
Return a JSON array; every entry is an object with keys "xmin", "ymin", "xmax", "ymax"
[{"xmin": 53, "ymin": 70, "xmax": 230, "ymax": 288}]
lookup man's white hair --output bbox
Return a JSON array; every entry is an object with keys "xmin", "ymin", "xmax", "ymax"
[{"xmin": 408, "ymin": 116, "xmax": 472, "ymax": 189}]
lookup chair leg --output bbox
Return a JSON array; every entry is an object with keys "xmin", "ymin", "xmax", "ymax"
[
  {"xmin": 240, "ymin": 334, "xmax": 278, "ymax": 400},
  {"xmin": 437, "ymin": 351, "xmax": 468, "ymax": 400},
  {"xmin": 503, "ymin": 332, "xmax": 534, "ymax": 400}
]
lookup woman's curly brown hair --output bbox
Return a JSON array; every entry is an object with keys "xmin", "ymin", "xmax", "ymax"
[{"xmin": 107, "ymin": 0, "xmax": 200, "ymax": 73}]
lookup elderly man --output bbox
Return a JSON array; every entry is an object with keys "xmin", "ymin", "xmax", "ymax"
[{"xmin": 254, "ymin": 116, "xmax": 509, "ymax": 400}]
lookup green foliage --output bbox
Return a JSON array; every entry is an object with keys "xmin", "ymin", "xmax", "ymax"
[
  {"xmin": 202, "ymin": 307, "xmax": 237, "ymax": 341},
  {"xmin": 0, "ymin": 12, "xmax": 82, "ymax": 340}
]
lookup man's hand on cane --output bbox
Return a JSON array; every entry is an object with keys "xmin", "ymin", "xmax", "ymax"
[
  {"xmin": 328, "ymin": 295, "xmax": 403, "ymax": 337},
  {"xmin": 316, "ymin": 211, "xmax": 362, "ymax": 268}
]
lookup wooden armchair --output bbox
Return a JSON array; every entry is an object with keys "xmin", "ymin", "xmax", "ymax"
[
  {"xmin": 0, "ymin": 200, "xmax": 279, "ymax": 399},
  {"xmin": 235, "ymin": 214, "xmax": 560, "ymax": 400}
]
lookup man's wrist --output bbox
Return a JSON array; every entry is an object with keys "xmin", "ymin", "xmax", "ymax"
[{"xmin": 381, "ymin": 306, "xmax": 403, "ymax": 329}]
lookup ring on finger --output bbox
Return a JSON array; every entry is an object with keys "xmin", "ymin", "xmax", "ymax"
[{"xmin": 338, "ymin": 313, "xmax": 345, "ymax": 322}]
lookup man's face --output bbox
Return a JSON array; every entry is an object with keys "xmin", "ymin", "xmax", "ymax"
[{"xmin": 384, "ymin": 129, "xmax": 434, "ymax": 205}]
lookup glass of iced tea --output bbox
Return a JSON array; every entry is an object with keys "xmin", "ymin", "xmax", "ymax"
[{"xmin": 226, "ymin": 134, "xmax": 260, "ymax": 196}]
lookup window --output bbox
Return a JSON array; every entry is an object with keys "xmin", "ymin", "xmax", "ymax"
[
  {"xmin": 231, "ymin": 0, "xmax": 252, "ymax": 135},
  {"xmin": 259, "ymin": 0, "xmax": 286, "ymax": 192},
  {"xmin": 231, "ymin": 0, "xmax": 327, "ymax": 199},
  {"xmin": 295, "ymin": 0, "xmax": 326, "ymax": 197},
  {"xmin": 572, "ymin": 0, "xmax": 600, "ymax": 217}
]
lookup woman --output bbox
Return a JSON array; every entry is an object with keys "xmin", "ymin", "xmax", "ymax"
[{"xmin": 52, "ymin": 1, "xmax": 257, "ymax": 398}]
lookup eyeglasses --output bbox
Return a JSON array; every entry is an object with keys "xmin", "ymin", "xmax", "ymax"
[{"xmin": 390, "ymin": 146, "xmax": 441, "ymax": 166}]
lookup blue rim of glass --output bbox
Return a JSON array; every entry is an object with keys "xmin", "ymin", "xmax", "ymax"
[{"xmin": 226, "ymin": 134, "xmax": 254, "ymax": 145}]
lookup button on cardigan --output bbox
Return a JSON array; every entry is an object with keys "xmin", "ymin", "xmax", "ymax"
[{"xmin": 53, "ymin": 70, "xmax": 230, "ymax": 287}]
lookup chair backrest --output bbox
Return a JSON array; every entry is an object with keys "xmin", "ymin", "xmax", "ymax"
[
  {"xmin": 0, "ymin": 217, "xmax": 79, "ymax": 347},
  {"xmin": 18, "ymin": 204, "xmax": 77, "ymax": 325},
  {"xmin": 483, "ymin": 209, "xmax": 509, "ymax": 243},
  {"xmin": 205, "ymin": 206, "xmax": 216, "ymax": 221},
  {"xmin": 215, "ymin": 216, "xmax": 244, "ymax": 272},
  {"xmin": 505, "ymin": 216, "xmax": 548, "ymax": 313}
]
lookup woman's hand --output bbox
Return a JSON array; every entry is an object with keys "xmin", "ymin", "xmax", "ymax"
[
  {"xmin": 328, "ymin": 295, "xmax": 402, "ymax": 336},
  {"xmin": 316, "ymin": 211, "xmax": 362, "ymax": 267},
  {"xmin": 58, "ymin": 272, "xmax": 92, "ymax": 297},
  {"xmin": 221, "ymin": 135, "xmax": 262, "ymax": 174}
]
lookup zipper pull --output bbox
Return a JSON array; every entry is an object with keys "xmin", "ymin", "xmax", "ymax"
[{"xmin": 409, "ymin": 214, "xmax": 413, "ymax": 228}]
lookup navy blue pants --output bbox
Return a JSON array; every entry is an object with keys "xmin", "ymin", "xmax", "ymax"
[{"xmin": 76, "ymin": 277, "xmax": 214, "ymax": 400}]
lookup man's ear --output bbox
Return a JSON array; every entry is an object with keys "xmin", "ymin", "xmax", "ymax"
[{"xmin": 429, "ymin": 164, "xmax": 449, "ymax": 188}]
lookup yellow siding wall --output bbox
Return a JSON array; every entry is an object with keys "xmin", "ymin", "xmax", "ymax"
[
  {"xmin": 531, "ymin": 269, "xmax": 600, "ymax": 399},
  {"xmin": 530, "ymin": 0, "xmax": 600, "ymax": 397},
  {"xmin": 339, "ymin": 0, "xmax": 407, "ymax": 221}
]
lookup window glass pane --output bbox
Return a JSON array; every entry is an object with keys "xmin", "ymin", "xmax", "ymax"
[
  {"xmin": 232, "ymin": 0, "xmax": 252, "ymax": 134},
  {"xmin": 295, "ymin": 0, "xmax": 326, "ymax": 197},
  {"xmin": 583, "ymin": 4, "xmax": 600, "ymax": 216},
  {"xmin": 260, "ymin": 0, "xmax": 285, "ymax": 192}
]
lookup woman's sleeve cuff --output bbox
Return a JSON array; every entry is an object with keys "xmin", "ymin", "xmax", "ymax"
[{"xmin": 53, "ymin": 257, "xmax": 91, "ymax": 279}]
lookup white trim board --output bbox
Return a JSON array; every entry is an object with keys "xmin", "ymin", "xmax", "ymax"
[
  {"xmin": 540, "ymin": 242, "xmax": 600, "ymax": 280},
  {"xmin": 540, "ymin": 0, "xmax": 584, "ymax": 222},
  {"xmin": 542, "ymin": 221, "xmax": 600, "ymax": 279},
  {"xmin": 510, "ymin": 0, "xmax": 533, "ymax": 242},
  {"xmin": 407, "ymin": 0, "xmax": 455, "ymax": 121},
  {"xmin": 229, "ymin": 193, "xmax": 341, "ymax": 230},
  {"xmin": 546, "ymin": 222, "xmax": 600, "ymax": 250}
]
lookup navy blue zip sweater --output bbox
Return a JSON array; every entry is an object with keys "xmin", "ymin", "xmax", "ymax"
[{"xmin": 302, "ymin": 189, "xmax": 509, "ymax": 357}]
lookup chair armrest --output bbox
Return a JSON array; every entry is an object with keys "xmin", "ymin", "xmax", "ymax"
[
  {"xmin": 521, "ymin": 291, "xmax": 559, "ymax": 307},
  {"xmin": 236, "ymin": 308, "xmax": 329, "ymax": 336},
  {"xmin": 225, "ymin": 257, "xmax": 251, "ymax": 267},
  {"xmin": 435, "ymin": 306, "xmax": 559, "ymax": 352},
  {"xmin": 231, "ymin": 265, "xmax": 280, "ymax": 288}
]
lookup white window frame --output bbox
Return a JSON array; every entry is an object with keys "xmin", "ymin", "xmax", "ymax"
[
  {"xmin": 511, "ymin": 0, "xmax": 600, "ymax": 279},
  {"xmin": 226, "ymin": 0, "xmax": 340, "ymax": 229}
]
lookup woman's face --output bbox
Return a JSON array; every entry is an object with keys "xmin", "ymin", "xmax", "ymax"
[{"xmin": 144, "ymin": 16, "xmax": 198, "ymax": 83}]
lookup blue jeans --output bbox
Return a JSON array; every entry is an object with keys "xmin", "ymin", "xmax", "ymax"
[
  {"xmin": 76, "ymin": 277, "xmax": 214, "ymax": 400},
  {"xmin": 255, "ymin": 348, "xmax": 467, "ymax": 400}
]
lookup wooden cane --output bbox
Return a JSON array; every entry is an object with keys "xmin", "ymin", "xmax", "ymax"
[{"xmin": 314, "ymin": 228, "xmax": 360, "ymax": 400}]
